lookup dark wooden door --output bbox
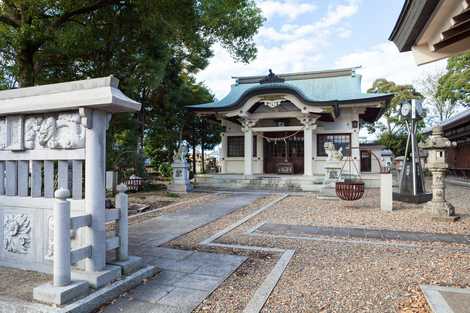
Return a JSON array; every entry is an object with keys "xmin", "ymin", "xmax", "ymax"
[
  {"xmin": 263, "ymin": 132, "xmax": 304, "ymax": 174},
  {"xmin": 360, "ymin": 150, "xmax": 371, "ymax": 172}
]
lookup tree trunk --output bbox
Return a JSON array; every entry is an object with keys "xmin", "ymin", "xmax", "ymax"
[
  {"xmin": 201, "ymin": 144, "xmax": 205, "ymax": 174},
  {"xmin": 192, "ymin": 144, "xmax": 196, "ymax": 175},
  {"xmin": 17, "ymin": 48, "xmax": 36, "ymax": 87}
]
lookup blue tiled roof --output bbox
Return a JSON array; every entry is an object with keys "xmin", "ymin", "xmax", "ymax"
[{"xmin": 189, "ymin": 72, "xmax": 392, "ymax": 110}]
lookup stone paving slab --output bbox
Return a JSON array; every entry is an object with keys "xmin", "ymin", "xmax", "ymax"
[
  {"xmin": 255, "ymin": 223, "xmax": 470, "ymax": 244},
  {"xmin": 103, "ymin": 193, "xmax": 259, "ymax": 313},
  {"xmin": 103, "ymin": 248, "xmax": 247, "ymax": 313},
  {"xmin": 129, "ymin": 193, "xmax": 262, "ymax": 248},
  {"xmin": 421, "ymin": 285, "xmax": 470, "ymax": 313}
]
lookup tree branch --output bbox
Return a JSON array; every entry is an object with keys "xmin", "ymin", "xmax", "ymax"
[
  {"xmin": 52, "ymin": 0, "xmax": 121, "ymax": 29},
  {"xmin": 0, "ymin": 15, "xmax": 19, "ymax": 28}
]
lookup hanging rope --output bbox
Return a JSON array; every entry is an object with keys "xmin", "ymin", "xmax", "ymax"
[{"xmin": 259, "ymin": 129, "xmax": 303, "ymax": 143}]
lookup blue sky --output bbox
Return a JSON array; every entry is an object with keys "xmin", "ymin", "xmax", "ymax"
[{"xmin": 197, "ymin": 0, "xmax": 446, "ymax": 99}]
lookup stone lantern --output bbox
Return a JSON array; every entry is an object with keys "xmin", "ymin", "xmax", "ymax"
[{"xmin": 419, "ymin": 126, "xmax": 458, "ymax": 220}]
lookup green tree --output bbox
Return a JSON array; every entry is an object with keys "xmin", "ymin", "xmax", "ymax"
[
  {"xmin": 368, "ymin": 79, "xmax": 423, "ymax": 156},
  {"xmin": 367, "ymin": 79, "xmax": 423, "ymax": 135},
  {"xmin": 0, "ymin": 1, "xmax": 264, "ymax": 174},
  {"xmin": 437, "ymin": 52, "xmax": 470, "ymax": 107}
]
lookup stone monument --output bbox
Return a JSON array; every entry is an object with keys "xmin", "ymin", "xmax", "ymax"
[
  {"xmin": 420, "ymin": 126, "xmax": 458, "ymax": 221},
  {"xmin": 168, "ymin": 143, "xmax": 192, "ymax": 192},
  {"xmin": 318, "ymin": 142, "xmax": 343, "ymax": 200}
]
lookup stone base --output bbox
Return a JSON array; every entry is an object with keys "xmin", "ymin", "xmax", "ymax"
[
  {"xmin": 71, "ymin": 265, "xmax": 121, "ymax": 289},
  {"xmin": 392, "ymin": 192, "xmax": 432, "ymax": 204},
  {"xmin": 431, "ymin": 215, "xmax": 460, "ymax": 222},
  {"xmin": 426, "ymin": 201, "xmax": 458, "ymax": 221},
  {"xmin": 168, "ymin": 182, "xmax": 192, "ymax": 193},
  {"xmin": 108, "ymin": 256, "xmax": 143, "ymax": 275},
  {"xmin": 317, "ymin": 185, "xmax": 339, "ymax": 200},
  {"xmin": 33, "ymin": 280, "xmax": 89, "ymax": 305}
]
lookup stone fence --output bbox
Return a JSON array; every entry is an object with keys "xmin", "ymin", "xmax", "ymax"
[{"xmin": 0, "ymin": 76, "xmax": 142, "ymax": 305}]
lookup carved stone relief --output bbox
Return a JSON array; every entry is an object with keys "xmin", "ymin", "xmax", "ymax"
[
  {"xmin": 0, "ymin": 111, "xmax": 85, "ymax": 151},
  {"xmin": 4, "ymin": 214, "xmax": 32, "ymax": 254}
]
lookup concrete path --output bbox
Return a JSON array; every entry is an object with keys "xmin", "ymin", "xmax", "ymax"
[
  {"xmin": 103, "ymin": 247, "xmax": 246, "ymax": 313},
  {"xmin": 421, "ymin": 285, "xmax": 470, "ymax": 313},
  {"xmin": 103, "ymin": 193, "xmax": 262, "ymax": 313},
  {"xmin": 128, "ymin": 193, "xmax": 262, "ymax": 247},
  {"xmin": 255, "ymin": 223, "xmax": 470, "ymax": 244}
]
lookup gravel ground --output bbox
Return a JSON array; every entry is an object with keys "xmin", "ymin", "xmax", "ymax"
[
  {"xmin": 0, "ymin": 267, "xmax": 50, "ymax": 302},
  {"xmin": 225, "ymin": 182, "xmax": 470, "ymax": 236},
  {"xmin": 164, "ymin": 183, "xmax": 470, "ymax": 313},
  {"xmin": 195, "ymin": 253, "xmax": 278, "ymax": 313},
  {"xmin": 129, "ymin": 190, "xmax": 211, "ymax": 211}
]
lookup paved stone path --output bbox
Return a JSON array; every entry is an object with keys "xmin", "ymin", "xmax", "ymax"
[
  {"xmin": 421, "ymin": 285, "xmax": 470, "ymax": 313},
  {"xmin": 103, "ymin": 193, "xmax": 262, "ymax": 313},
  {"xmin": 255, "ymin": 223, "xmax": 470, "ymax": 244},
  {"xmin": 103, "ymin": 247, "xmax": 246, "ymax": 313},
  {"xmin": 129, "ymin": 193, "xmax": 262, "ymax": 247}
]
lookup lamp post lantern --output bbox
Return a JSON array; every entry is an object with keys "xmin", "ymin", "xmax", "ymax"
[{"xmin": 420, "ymin": 126, "xmax": 458, "ymax": 221}]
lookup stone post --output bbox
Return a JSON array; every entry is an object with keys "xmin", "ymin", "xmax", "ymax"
[
  {"xmin": 380, "ymin": 173, "xmax": 393, "ymax": 212},
  {"xmin": 53, "ymin": 188, "xmax": 71, "ymax": 287},
  {"xmin": 115, "ymin": 184, "xmax": 128, "ymax": 261},
  {"xmin": 84, "ymin": 109, "xmax": 107, "ymax": 271}
]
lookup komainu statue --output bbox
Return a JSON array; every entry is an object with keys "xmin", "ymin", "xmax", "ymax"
[{"xmin": 324, "ymin": 142, "xmax": 343, "ymax": 161}]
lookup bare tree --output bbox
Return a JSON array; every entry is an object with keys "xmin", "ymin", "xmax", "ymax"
[{"xmin": 416, "ymin": 71, "xmax": 461, "ymax": 124}]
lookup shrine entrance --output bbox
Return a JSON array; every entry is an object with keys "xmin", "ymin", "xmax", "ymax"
[{"xmin": 263, "ymin": 131, "xmax": 304, "ymax": 174}]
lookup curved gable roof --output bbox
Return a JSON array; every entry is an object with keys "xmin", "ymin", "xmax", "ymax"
[{"xmin": 189, "ymin": 69, "xmax": 392, "ymax": 112}]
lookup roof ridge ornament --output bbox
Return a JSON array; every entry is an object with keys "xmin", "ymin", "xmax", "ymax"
[{"xmin": 260, "ymin": 69, "xmax": 285, "ymax": 84}]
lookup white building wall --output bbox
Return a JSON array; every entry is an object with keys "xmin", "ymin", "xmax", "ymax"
[
  {"xmin": 220, "ymin": 108, "xmax": 364, "ymax": 175},
  {"xmin": 312, "ymin": 108, "xmax": 360, "ymax": 175}
]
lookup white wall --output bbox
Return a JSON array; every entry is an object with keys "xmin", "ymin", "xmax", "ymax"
[
  {"xmin": 312, "ymin": 108, "xmax": 360, "ymax": 175},
  {"xmin": 220, "ymin": 108, "xmax": 364, "ymax": 175}
]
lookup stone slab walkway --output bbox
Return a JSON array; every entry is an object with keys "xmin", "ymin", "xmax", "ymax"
[
  {"xmin": 421, "ymin": 285, "xmax": 470, "ymax": 313},
  {"xmin": 103, "ymin": 193, "xmax": 261, "ymax": 313},
  {"xmin": 103, "ymin": 247, "xmax": 246, "ymax": 313},
  {"xmin": 129, "ymin": 193, "xmax": 262, "ymax": 247},
  {"xmin": 255, "ymin": 223, "xmax": 470, "ymax": 244}
]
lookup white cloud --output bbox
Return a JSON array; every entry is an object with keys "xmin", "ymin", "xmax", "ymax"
[
  {"xmin": 258, "ymin": 0, "xmax": 317, "ymax": 21},
  {"xmin": 335, "ymin": 42, "xmax": 447, "ymax": 91},
  {"xmin": 198, "ymin": 0, "xmax": 362, "ymax": 98},
  {"xmin": 322, "ymin": 0, "xmax": 359, "ymax": 28},
  {"xmin": 257, "ymin": 0, "xmax": 358, "ymax": 42}
]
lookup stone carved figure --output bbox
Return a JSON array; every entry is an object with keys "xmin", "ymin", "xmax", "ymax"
[
  {"xmin": 173, "ymin": 143, "xmax": 189, "ymax": 162},
  {"xmin": 34, "ymin": 113, "xmax": 85, "ymax": 149},
  {"xmin": 54, "ymin": 113, "xmax": 85, "ymax": 148},
  {"xmin": 324, "ymin": 142, "xmax": 343, "ymax": 161},
  {"xmin": 24, "ymin": 116, "xmax": 43, "ymax": 149},
  {"xmin": 4, "ymin": 214, "xmax": 31, "ymax": 254},
  {"xmin": 38, "ymin": 116, "xmax": 57, "ymax": 148}
]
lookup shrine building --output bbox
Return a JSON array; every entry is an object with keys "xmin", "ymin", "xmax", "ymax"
[{"xmin": 188, "ymin": 68, "xmax": 393, "ymax": 190}]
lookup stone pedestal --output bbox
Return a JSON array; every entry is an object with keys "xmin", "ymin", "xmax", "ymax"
[
  {"xmin": 426, "ymin": 169, "xmax": 458, "ymax": 221},
  {"xmin": 168, "ymin": 160, "xmax": 192, "ymax": 193},
  {"xmin": 318, "ymin": 163, "xmax": 342, "ymax": 200}
]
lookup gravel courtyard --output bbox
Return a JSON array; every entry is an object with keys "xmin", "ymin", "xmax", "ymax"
[{"xmin": 165, "ymin": 182, "xmax": 470, "ymax": 313}]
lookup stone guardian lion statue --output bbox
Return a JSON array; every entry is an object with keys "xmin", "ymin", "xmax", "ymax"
[{"xmin": 324, "ymin": 142, "xmax": 343, "ymax": 161}]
